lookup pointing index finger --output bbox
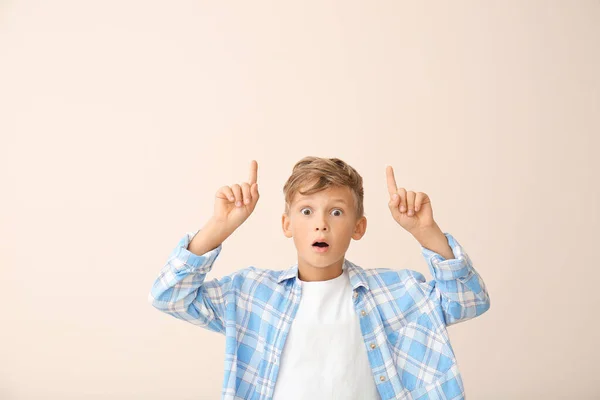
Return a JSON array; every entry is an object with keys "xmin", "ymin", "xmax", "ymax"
[
  {"xmin": 386, "ymin": 165, "xmax": 397, "ymax": 196},
  {"xmin": 248, "ymin": 160, "xmax": 258, "ymax": 184}
]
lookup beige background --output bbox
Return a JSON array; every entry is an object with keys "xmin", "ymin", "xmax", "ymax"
[{"xmin": 1, "ymin": 1, "xmax": 599, "ymax": 399}]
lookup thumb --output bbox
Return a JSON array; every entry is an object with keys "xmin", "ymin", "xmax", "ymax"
[
  {"xmin": 388, "ymin": 193, "xmax": 399, "ymax": 207},
  {"xmin": 388, "ymin": 194, "xmax": 400, "ymax": 216}
]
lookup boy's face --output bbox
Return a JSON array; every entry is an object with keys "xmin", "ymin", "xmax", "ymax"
[{"xmin": 281, "ymin": 184, "xmax": 367, "ymax": 280}]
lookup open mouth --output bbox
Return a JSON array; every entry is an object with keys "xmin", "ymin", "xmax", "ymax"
[{"xmin": 312, "ymin": 240, "xmax": 330, "ymax": 252}]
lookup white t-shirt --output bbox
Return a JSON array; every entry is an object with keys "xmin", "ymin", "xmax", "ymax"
[{"xmin": 272, "ymin": 264, "xmax": 380, "ymax": 400}]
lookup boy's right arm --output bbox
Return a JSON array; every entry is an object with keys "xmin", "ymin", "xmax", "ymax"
[
  {"xmin": 147, "ymin": 219, "xmax": 235, "ymax": 335},
  {"xmin": 148, "ymin": 160, "xmax": 260, "ymax": 334}
]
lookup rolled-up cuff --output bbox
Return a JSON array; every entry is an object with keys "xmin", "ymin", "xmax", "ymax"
[
  {"xmin": 420, "ymin": 233, "xmax": 472, "ymax": 281},
  {"xmin": 170, "ymin": 229, "xmax": 223, "ymax": 273}
]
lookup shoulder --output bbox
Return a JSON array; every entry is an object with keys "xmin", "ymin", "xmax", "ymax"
[
  {"xmin": 222, "ymin": 265, "xmax": 291, "ymax": 294},
  {"xmin": 360, "ymin": 266, "xmax": 426, "ymax": 286},
  {"xmin": 241, "ymin": 266, "xmax": 286, "ymax": 282}
]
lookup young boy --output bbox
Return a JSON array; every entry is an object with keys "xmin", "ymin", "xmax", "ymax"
[{"xmin": 148, "ymin": 156, "xmax": 490, "ymax": 400}]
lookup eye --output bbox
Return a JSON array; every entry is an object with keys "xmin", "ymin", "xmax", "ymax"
[{"xmin": 299, "ymin": 207, "xmax": 343, "ymax": 216}]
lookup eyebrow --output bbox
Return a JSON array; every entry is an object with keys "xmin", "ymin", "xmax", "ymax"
[{"xmin": 330, "ymin": 198, "xmax": 348, "ymax": 204}]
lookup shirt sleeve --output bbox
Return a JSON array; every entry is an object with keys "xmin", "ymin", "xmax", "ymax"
[
  {"xmin": 419, "ymin": 232, "xmax": 491, "ymax": 326},
  {"xmin": 147, "ymin": 229, "xmax": 238, "ymax": 335}
]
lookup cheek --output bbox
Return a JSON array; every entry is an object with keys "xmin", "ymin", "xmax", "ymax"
[
  {"xmin": 293, "ymin": 235, "xmax": 310, "ymax": 250},
  {"xmin": 289, "ymin": 222, "xmax": 306, "ymax": 236}
]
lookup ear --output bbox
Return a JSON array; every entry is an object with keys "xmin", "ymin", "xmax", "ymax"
[
  {"xmin": 351, "ymin": 216, "xmax": 367, "ymax": 240},
  {"xmin": 282, "ymin": 213, "xmax": 293, "ymax": 238}
]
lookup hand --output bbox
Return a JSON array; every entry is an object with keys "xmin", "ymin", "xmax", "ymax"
[
  {"xmin": 213, "ymin": 160, "xmax": 260, "ymax": 232},
  {"xmin": 386, "ymin": 165, "xmax": 435, "ymax": 234}
]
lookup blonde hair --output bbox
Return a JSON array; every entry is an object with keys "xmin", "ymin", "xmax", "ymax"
[{"xmin": 282, "ymin": 156, "xmax": 364, "ymax": 219}]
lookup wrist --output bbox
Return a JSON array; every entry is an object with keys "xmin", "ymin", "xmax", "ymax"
[
  {"xmin": 411, "ymin": 222, "xmax": 442, "ymax": 242},
  {"xmin": 187, "ymin": 218, "xmax": 232, "ymax": 256},
  {"xmin": 411, "ymin": 223, "xmax": 455, "ymax": 260},
  {"xmin": 205, "ymin": 217, "xmax": 234, "ymax": 240}
]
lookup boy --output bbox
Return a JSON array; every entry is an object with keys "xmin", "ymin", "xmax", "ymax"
[{"xmin": 148, "ymin": 156, "xmax": 490, "ymax": 400}]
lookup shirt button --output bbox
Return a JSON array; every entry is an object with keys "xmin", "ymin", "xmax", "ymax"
[
  {"xmin": 380, "ymin": 376, "xmax": 386, "ymax": 382},
  {"xmin": 361, "ymin": 310, "xmax": 366, "ymax": 316},
  {"xmin": 353, "ymin": 291, "xmax": 358, "ymax": 299},
  {"xmin": 370, "ymin": 343, "xmax": 376, "ymax": 349}
]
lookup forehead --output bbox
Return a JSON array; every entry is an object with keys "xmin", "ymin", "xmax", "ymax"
[{"xmin": 292, "ymin": 186, "xmax": 353, "ymax": 204}]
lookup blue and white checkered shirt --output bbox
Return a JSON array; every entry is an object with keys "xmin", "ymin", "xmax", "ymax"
[{"xmin": 149, "ymin": 229, "xmax": 490, "ymax": 400}]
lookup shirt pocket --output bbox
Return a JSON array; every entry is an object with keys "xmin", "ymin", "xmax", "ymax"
[{"xmin": 389, "ymin": 320, "xmax": 456, "ymax": 391}]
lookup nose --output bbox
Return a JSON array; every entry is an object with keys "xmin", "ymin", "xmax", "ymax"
[{"xmin": 315, "ymin": 214, "xmax": 328, "ymax": 231}]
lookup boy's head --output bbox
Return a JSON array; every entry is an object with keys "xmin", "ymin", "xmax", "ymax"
[{"xmin": 281, "ymin": 156, "xmax": 367, "ymax": 278}]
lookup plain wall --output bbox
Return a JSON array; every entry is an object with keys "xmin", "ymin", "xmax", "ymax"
[{"xmin": 1, "ymin": 1, "xmax": 599, "ymax": 398}]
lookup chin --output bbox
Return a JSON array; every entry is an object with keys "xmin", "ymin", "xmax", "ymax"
[{"xmin": 312, "ymin": 255, "xmax": 341, "ymax": 266}]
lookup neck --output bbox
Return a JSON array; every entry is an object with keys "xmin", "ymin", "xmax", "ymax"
[{"xmin": 297, "ymin": 257, "xmax": 345, "ymax": 282}]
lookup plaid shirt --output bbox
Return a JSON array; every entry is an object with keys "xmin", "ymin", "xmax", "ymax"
[{"xmin": 149, "ymin": 229, "xmax": 490, "ymax": 400}]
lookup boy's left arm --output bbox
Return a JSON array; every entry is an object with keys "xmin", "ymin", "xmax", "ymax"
[
  {"xmin": 413, "ymin": 224, "xmax": 491, "ymax": 326},
  {"xmin": 385, "ymin": 165, "xmax": 490, "ymax": 326}
]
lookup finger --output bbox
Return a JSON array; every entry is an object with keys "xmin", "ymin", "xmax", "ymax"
[
  {"xmin": 397, "ymin": 187, "xmax": 407, "ymax": 212},
  {"xmin": 231, "ymin": 184, "xmax": 243, "ymax": 207},
  {"xmin": 414, "ymin": 192, "xmax": 425, "ymax": 212},
  {"xmin": 241, "ymin": 182, "xmax": 252, "ymax": 205},
  {"xmin": 251, "ymin": 182, "xmax": 259, "ymax": 201},
  {"xmin": 218, "ymin": 186, "xmax": 235, "ymax": 202},
  {"xmin": 406, "ymin": 191, "xmax": 415, "ymax": 216},
  {"xmin": 248, "ymin": 160, "xmax": 258, "ymax": 184},
  {"xmin": 386, "ymin": 166, "xmax": 398, "ymax": 197}
]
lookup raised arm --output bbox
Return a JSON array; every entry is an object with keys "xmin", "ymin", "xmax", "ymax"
[
  {"xmin": 148, "ymin": 160, "xmax": 260, "ymax": 333},
  {"xmin": 385, "ymin": 164, "xmax": 490, "ymax": 326}
]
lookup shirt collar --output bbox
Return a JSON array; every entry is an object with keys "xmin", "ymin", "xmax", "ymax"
[{"xmin": 277, "ymin": 258, "xmax": 370, "ymax": 291}]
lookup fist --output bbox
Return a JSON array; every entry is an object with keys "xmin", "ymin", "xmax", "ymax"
[{"xmin": 213, "ymin": 160, "xmax": 260, "ymax": 231}]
